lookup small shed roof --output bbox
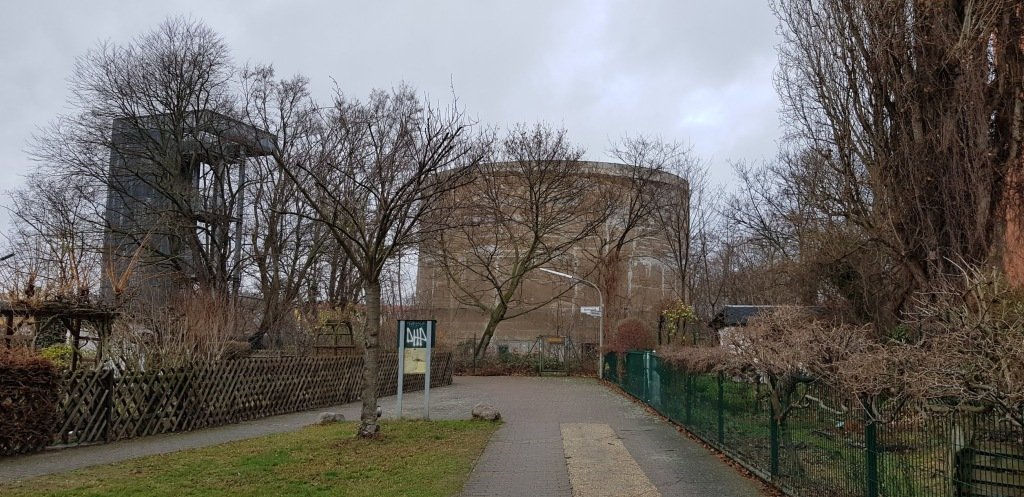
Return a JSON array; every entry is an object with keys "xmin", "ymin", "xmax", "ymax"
[{"xmin": 710, "ymin": 305, "xmax": 780, "ymax": 328}]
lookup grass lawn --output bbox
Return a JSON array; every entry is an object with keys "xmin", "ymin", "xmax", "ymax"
[{"xmin": 1, "ymin": 420, "xmax": 500, "ymax": 497}]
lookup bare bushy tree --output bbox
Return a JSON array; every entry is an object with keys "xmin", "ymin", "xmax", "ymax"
[
  {"xmin": 2, "ymin": 171, "xmax": 102, "ymax": 301},
  {"xmin": 770, "ymin": 0, "xmax": 1024, "ymax": 327},
  {"xmin": 721, "ymin": 307, "xmax": 873, "ymax": 475},
  {"xmin": 237, "ymin": 65, "xmax": 353, "ymax": 349},
  {"xmin": 423, "ymin": 123, "xmax": 605, "ymax": 361},
  {"xmin": 585, "ymin": 136, "xmax": 689, "ymax": 339},
  {"xmin": 30, "ymin": 16, "xmax": 252, "ymax": 300},
  {"xmin": 908, "ymin": 264, "xmax": 1024, "ymax": 428},
  {"xmin": 282, "ymin": 85, "xmax": 482, "ymax": 437}
]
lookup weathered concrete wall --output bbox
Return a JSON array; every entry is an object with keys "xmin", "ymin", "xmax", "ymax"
[{"xmin": 416, "ymin": 161, "xmax": 686, "ymax": 350}]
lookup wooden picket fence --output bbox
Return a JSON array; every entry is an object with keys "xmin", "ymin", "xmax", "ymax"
[{"xmin": 52, "ymin": 351, "xmax": 454, "ymax": 447}]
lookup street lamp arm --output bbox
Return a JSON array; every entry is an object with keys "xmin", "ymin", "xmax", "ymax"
[
  {"xmin": 538, "ymin": 267, "xmax": 605, "ymax": 379},
  {"xmin": 539, "ymin": 267, "xmax": 597, "ymax": 290}
]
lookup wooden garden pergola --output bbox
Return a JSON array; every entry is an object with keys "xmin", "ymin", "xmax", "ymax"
[{"xmin": 1, "ymin": 300, "xmax": 118, "ymax": 370}]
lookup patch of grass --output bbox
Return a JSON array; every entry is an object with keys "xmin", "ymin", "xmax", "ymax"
[{"xmin": 1, "ymin": 420, "xmax": 500, "ymax": 497}]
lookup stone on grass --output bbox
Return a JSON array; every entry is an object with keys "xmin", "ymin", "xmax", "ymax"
[
  {"xmin": 472, "ymin": 403, "xmax": 501, "ymax": 421},
  {"xmin": 317, "ymin": 412, "xmax": 346, "ymax": 425}
]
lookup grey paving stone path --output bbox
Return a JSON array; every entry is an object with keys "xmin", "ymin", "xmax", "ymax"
[
  {"xmin": 458, "ymin": 376, "xmax": 765, "ymax": 497},
  {"xmin": 0, "ymin": 376, "xmax": 767, "ymax": 497}
]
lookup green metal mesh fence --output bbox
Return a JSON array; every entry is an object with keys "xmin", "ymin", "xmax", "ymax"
[{"xmin": 605, "ymin": 352, "xmax": 1024, "ymax": 497}]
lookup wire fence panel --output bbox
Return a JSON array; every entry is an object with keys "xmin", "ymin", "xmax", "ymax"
[{"xmin": 605, "ymin": 352, "xmax": 1024, "ymax": 497}]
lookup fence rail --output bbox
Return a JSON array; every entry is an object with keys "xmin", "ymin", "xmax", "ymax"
[
  {"xmin": 53, "ymin": 351, "xmax": 453, "ymax": 447},
  {"xmin": 607, "ymin": 351, "xmax": 1024, "ymax": 497}
]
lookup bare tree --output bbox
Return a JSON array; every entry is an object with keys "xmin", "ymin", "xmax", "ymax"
[
  {"xmin": 604, "ymin": 137, "xmax": 725, "ymax": 343},
  {"xmin": 237, "ymin": 65, "xmax": 354, "ymax": 349},
  {"xmin": 282, "ymin": 85, "xmax": 482, "ymax": 437},
  {"xmin": 770, "ymin": 0, "xmax": 1024, "ymax": 327},
  {"xmin": 608, "ymin": 137, "xmax": 697, "ymax": 301},
  {"xmin": 29, "ymin": 16, "xmax": 265, "ymax": 302},
  {"xmin": 721, "ymin": 159, "xmax": 827, "ymax": 309},
  {"xmin": 573, "ymin": 136, "xmax": 681, "ymax": 340},
  {"xmin": 908, "ymin": 264, "xmax": 1024, "ymax": 428},
  {"xmin": 423, "ymin": 123, "xmax": 606, "ymax": 361},
  {"xmin": 2, "ymin": 171, "xmax": 102, "ymax": 300},
  {"xmin": 720, "ymin": 307, "xmax": 873, "ymax": 476}
]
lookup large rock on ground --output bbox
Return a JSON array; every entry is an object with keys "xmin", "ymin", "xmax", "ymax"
[
  {"xmin": 472, "ymin": 403, "xmax": 501, "ymax": 421},
  {"xmin": 317, "ymin": 412, "xmax": 346, "ymax": 425}
]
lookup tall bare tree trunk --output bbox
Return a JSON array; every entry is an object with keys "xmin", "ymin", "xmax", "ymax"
[
  {"xmin": 358, "ymin": 278, "xmax": 382, "ymax": 438},
  {"xmin": 474, "ymin": 299, "xmax": 508, "ymax": 361}
]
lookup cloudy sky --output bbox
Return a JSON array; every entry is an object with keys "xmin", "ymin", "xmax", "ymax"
[{"xmin": 0, "ymin": 1, "xmax": 782, "ymax": 230}]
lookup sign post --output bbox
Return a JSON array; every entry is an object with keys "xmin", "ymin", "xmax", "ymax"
[
  {"xmin": 425, "ymin": 324, "xmax": 432, "ymax": 420},
  {"xmin": 397, "ymin": 321, "xmax": 406, "ymax": 418},
  {"xmin": 396, "ymin": 320, "xmax": 436, "ymax": 419}
]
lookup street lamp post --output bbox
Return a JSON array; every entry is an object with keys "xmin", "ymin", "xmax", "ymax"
[{"xmin": 539, "ymin": 268, "xmax": 604, "ymax": 379}]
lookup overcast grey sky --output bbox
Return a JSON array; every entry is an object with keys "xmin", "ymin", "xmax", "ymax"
[{"xmin": 0, "ymin": 1, "xmax": 782, "ymax": 230}]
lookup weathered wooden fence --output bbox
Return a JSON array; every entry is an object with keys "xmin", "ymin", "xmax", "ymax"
[{"xmin": 52, "ymin": 351, "xmax": 454, "ymax": 447}]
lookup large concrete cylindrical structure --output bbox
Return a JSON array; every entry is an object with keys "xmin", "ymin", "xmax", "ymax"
[{"xmin": 415, "ymin": 160, "xmax": 688, "ymax": 353}]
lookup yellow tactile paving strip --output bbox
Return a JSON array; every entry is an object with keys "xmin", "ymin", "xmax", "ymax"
[{"xmin": 561, "ymin": 423, "xmax": 662, "ymax": 497}]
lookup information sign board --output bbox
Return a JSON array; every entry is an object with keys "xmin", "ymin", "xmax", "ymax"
[{"xmin": 396, "ymin": 320, "xmax": 436, "ymax": 419}]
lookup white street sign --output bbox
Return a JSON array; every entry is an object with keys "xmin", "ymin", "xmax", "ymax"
[{"xmin": 580, "ymin": 306, "xmax": 602, "ymax": 317}]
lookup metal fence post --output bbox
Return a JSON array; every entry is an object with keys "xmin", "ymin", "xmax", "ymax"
[
  {"xmin": 865, "ymin": 419, "xmax": 879, "ymax": 497},
  {"xmin": 717, "ymin": 372, "xmax": 725, "ymax": 445},
  {"xmin": 538, "ymin": 342, "xmax": 544, "ymax": 375},
  {"xmin": 638, "ymin": 350, "xmax": 647, "ymax": 401},
  {"xmin": 684, "ymin": 371, "xmax": 693, "ymax": 426},
  {"xmin": 769, "ymin": 401, "xmax": 780, "ymax": 478}
]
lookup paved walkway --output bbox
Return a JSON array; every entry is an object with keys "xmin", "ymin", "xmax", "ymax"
[
  {"xmin": 0, "ymin": 376, "xmax": 765, "ymax": 496},
  {"xmin": 457, "ymin": 376, "xmax": 764, "ymax": 497}
]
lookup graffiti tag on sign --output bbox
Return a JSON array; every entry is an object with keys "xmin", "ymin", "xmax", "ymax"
[
  {"xmin": 406, "ymin": 326, "xmax": 429, "ymax": 347},
  {"xmin": 399, "ymin": 320, "xmax": 436, "ymax": 349}
]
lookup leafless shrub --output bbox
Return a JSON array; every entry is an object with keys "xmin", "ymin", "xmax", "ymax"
[
  {"xmin": 657, "ymin": 345, "xmax": 730, "ymax": 375},
  {"xmin": 606, "ymin": 318, "xmax": 654, "ymax": 353},
  {"xmin": 107, "ymin": 290, "xmax": 251, "ymax": 368},
  {"xmin": 702, "ymin": 306, "xmax": 893, "ymax": 473},
  {"xmin": 907, "ymin": 264, "xmax": 1024, "ymax": 427}
]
